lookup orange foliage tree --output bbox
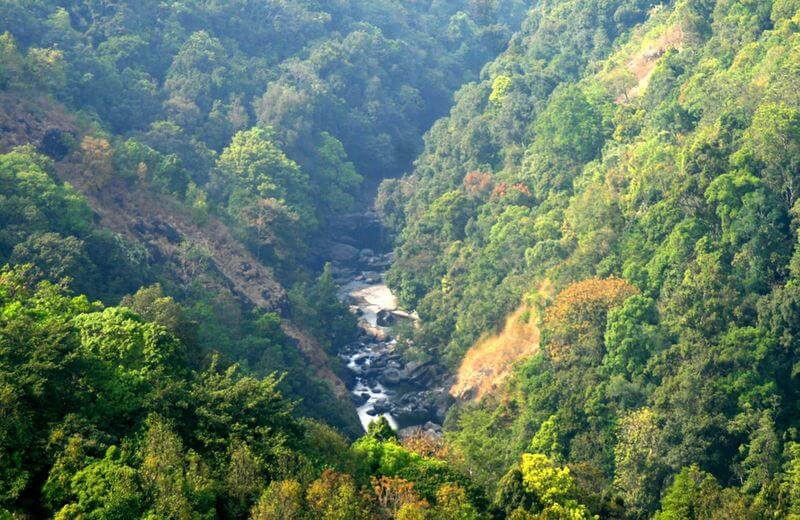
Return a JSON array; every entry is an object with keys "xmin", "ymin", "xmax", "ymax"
[
  {"xmin": 463, "ymin": 171, "xmax": 493, "ymax": 199},
  {"xmin": 402, "ymin": 430, "xmax": 449, "ymax": 460},
  {"xmin": 543, "ymin": 277, "xmax": 638, "ymax": 363},
  {"xmin": 371, "ymin": 476, "xmax": 428, "ymax": 517}
]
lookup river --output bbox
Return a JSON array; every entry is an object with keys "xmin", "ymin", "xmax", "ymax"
[{"xmin": 328, "ymin": 212, "xmax": 452, "ymax": 435}]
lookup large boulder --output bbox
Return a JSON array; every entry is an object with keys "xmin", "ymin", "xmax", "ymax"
[
  {"xmin": 329, "ymin": 243, "xmax": 360, "ymax": 262},
  {"xmin": 352, "ymin": 393, "xmax": 370, "ymax": 406},
  {"xmin": 379, "ymin": 368, "xmax": 402, "ymax": 386},
  {"xmin": 393, "ymin": 407, "xmax": 433, "ymax": 428}
]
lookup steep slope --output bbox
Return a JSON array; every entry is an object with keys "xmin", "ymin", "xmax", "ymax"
[
  {"xmin": 0, "ymin": 90, "xmax": 350, "ymax": 399},
  {"xmin": 381, "ymin": 0, "xmax": 800, "ymax": 516}
]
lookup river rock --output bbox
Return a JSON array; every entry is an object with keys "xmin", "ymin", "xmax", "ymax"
[
  {"xmin": 432, "ymin": 392, "xmax": 454, "ymax": 423},
  {"xmin": 402, "ymin": 360, "xmax": 430, "ymax": 377},
  {"xmin": 372, "ymin": 399, "xmax": 391, "ymax": 414},
  {"xmin": 352, "ymin": 393, "xmax": 369, "ymax": 406},
  {"xmin": 379, "ymin": 368, "xmax": 402, "ymax": 386},
  {"xmin": 423, "ymin": 422, "xmax": 443, "ymax": 434},
  {"xmin": 329, "ymin": 243, "xmax": 360, "ymax": 262},
  {"xmin": 365, "ymin": 274, "xmax": 381, "ymax": 284},
  {"xmin": 393, "ymin": 406, "xmax": 433, "ymax": 428},
  {"xmin": 376, "ymin": 309, "xmax": 396, "ymax": 326},
  {"xmin": 331, "ymin": 264, "xmax": 354, "ymax": 279},
  {"xmin": 398, "ymin": 362, "xmax": 436, "ymax": 387}
]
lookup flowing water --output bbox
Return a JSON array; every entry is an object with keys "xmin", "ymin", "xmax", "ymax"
[
  {"xmin": 329, "ymin": 213, "xmax": 450, "ymax": 434},
  {"xmin": 338, "ymin": 270, "xmax": 411, "ymax": 430}
]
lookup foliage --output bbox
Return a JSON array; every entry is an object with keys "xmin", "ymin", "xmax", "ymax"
[
  {"xmin": 6, "ymin": 0, "xmax": 800, "ymax": 517},
  {"xmin": 381, "ymin": 0, "xmax": 800, "ymax": 517}
]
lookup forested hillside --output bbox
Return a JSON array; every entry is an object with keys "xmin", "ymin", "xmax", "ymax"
[
  {"xmin": 4, "ymin": 0, "xmax": 800, "ymax": 518},
  {"xmin": 379, "ymin": 0, "xmax": 800, "ymax": 516},
  {"xmin": 0, "ymin": 0, "xmax": 529, "ymax": 517}
]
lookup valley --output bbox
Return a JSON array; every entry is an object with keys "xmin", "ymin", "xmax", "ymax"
[{"xmin": 4, "ymin": 0, "xmax": 800, "ymax": 517}]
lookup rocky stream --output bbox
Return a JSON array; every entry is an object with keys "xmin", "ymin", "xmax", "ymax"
[{"xmin": 327, "ymin": 212, "xmax": 453, "ymax": 436}]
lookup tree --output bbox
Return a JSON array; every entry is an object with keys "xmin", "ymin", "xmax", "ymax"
[
  {"xmin": 139, "ymin": 419, "xmax": 189, "ymax": 518},
  {"xmin": 26, "ymin": 46, "xmax": 67, "ymax": 91},
  {"xmin": 740, "ymin": 103, "xmax": 800, "ymax": 208},
  {"xmin": 225, "ymin": 442, "xmax": 264, "ymax": 518},
  {"xmin": 250, "ymin": 480, "xmax": 304, "ymax": 520},
  {"xmin": 738, "ymin": 410, "xmax": 781, "ymax": 497},
  {"xmin": 0, "ymin": 32, "xmax": 24, "ymax": 89},
  {"xmin": 306, "ymin": 470, "xmax": 369, "ymax": 520},
  {"xmin": 705, "ymin": 169, "xmax": 790, "ymax": 291},
  {"xmin": 493, "ymin": 466, "xmax": 538, "ymax": 518},
  {"xmin": 189, "ymin": 361, "xmax": 301, "ymax": 460},
  {"xmin": 73, "ymin": 307, "xmax": 184, "ymax": 374},
  {"xmin": 57, "ymin": 446, "xmax": 144, "ymax": 520},
  {"xmin": 603, "ymin": 295, "xmax": 662, "ymax": 380},
  {"xmin": 215, "ymin": 127, "xmax": 312, "ymax": 217},
  {"xmin": 80, "ymin": 136, "xmax": 114, "ymax": 188},
  {"xmin": 531, "ymin": 85, "xmax": 605, "ymax": 164},
  {"xmin": 544, "ymin": 278, "xmax": 639, "ymax": 363},
  {"xmin": 164, "ymin": 31, "xmax": 229, "ymax": 115},
  {"xmin": 10, "ymin": 232, "xmax": 98, "ymax": 296},
  {"xmin": 308, "ymin": 132, "xmax": 363, "ymax": 214},
  {"xmin": 489, "ymin": 75, "xmax": 512, "ymax": 105},
  {"xmin": 0, "ymin": 147, "xmax": 93, "ymax": 257},
  {"xmin": 288, "ymin": 263, "xmax": 356, "ymax": 353},
  {"xmin": 613, "ymin": 408, "xmax": 667, "ymax": 517},
  {"xmin": 519, "ymin": 453, "xmax": 594, "ymax": 519},
  {"xmin": 215, "ymin": 127, "xmax": 315, "ymax": 261},
  {"xmin": 653, "ymin": 466, "xmax": 744, "ymax": 520},
  {"xmin": 119, "ymin": 284, "xmax": 196, "ymax": 349},
  {"xmin": 780, "ymin": 442, "xmax": 800, "ymax": 519},
  {"xmin": 372, "ymin": 476, "xmax": 426, "ymax": 517},
  {"xmin": 529, "ymin": 416, "xmax": 562, "ymax": 461},
  {"xmin": 366, "ymin": 417, "xmax": 397, "ymax": 443},
  {"xmin": 431, "ymin": 483, "xmax": 480, "ymax": 520}
]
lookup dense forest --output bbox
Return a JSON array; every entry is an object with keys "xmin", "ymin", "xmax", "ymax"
[{"xmin": 2, "ymin": 0, "xmax": 800, "ymax": 518}]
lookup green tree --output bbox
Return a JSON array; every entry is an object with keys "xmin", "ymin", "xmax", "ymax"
[
  {"xmin": 519, "ymin": 453, "xmax": 594, "ymax": 519},
  {"xmin": 740, "ymin": 103, "xmax": 800, "ymax": 208},
  {"xmin": 57, "ymin": 446, "xmax": 144, "ymax": 520},
  {"xmin": 432, "ymin": 483, "xmax": 480, "ymax": 520},
  {"xmin": 367, "ymin": 416, "xmax": 399, "ymax": 442},
  {"xmin": 780, "ymin": 442, "xmax": 800, "ymax": 519},
  {"xmin": 653, "ymin": 465, "xmax": 748, "ymax": 520},
  {"xmin": 308, "ymin": 132, "xmax": 363, "ymax": 214},
  {"xmin": 613, "ymin": 408, "xmax": 667, "ymax": 518},
  {"xmin": 215, "ymin": 127, "xmax": 312, "ymax": 219},
  {"xmin": 139, "ymin": 415, "xmax": 195, "ymax": 519},
  {"xmin": 10, "ymin": 233, "xmax": 98, "ymax": 295},
  {"xmin": 603, "ymin": 295, "xmax": 662, "ymax": 380},
  {"xmin": 288, "ymin": 263, "xmax": 356, "ymax": 353}
]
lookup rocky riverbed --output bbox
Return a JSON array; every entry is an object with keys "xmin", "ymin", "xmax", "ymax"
[{"xmin": 327, "ymin": 213, "xmax": 452, "ymax": 436}]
